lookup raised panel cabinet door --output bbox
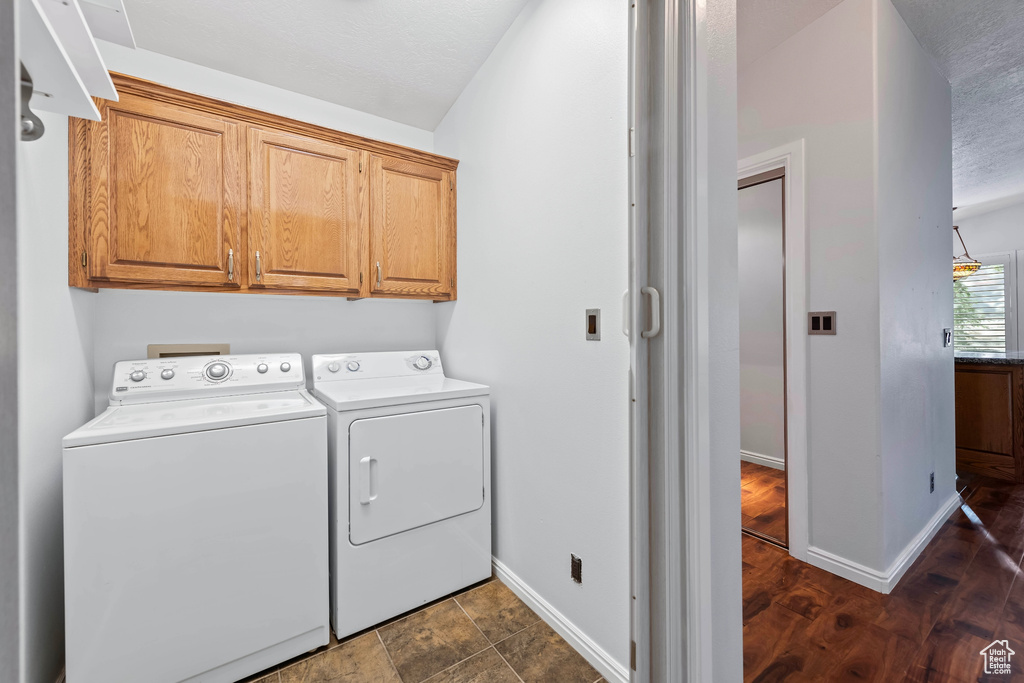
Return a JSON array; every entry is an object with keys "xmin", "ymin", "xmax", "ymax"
[
  {"xmin": 87, "ymin": 93, "xmax": 243, "ymax": 286},
  {"xmin": 249, "ymin": 128, "xmax": 365, "ymax": 294},
  {"xmin": 369, "ymin": 155, "xmax": 454, "ymax": 300}
]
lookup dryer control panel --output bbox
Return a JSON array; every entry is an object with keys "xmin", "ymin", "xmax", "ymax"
[
  {"xmin": 109, "ymin": 353, "xmax": 305, "ymax": 405},
  {"xmin": 312, "ymin": 350, "xmax": 444, "ymax": 382}
]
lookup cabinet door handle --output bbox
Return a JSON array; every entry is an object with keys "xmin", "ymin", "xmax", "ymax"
[
  {"xmin": 376, "ymin": 261, "xmax": 381, "ymax": 288},
  {"xmin": 227, "ymin": 249, "xmax": 234, "ymax": 281},
  {"xmin": 641, "ymin": 286, "xmax": 661, "ymax": 338},
  {"xmin": 255, "ymin": 250, "xmax": 262, "ymax": 282}
]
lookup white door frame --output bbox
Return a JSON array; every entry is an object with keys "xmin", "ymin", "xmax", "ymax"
[
  {"xmin": 738, "ymin": 141, "xmax": 809, "ymax": 560},
  {"xmin": 630, "ymin": 0, "xmax": 717, "ymax": 680},
  {"xmin": 1, "ymin": 1, "xmax": 20, "ymax": 681}
]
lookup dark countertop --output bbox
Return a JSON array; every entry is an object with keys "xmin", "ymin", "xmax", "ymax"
[{"xmin": 955, "ymin": 351, "xmax": 1024, "ymax": 365}]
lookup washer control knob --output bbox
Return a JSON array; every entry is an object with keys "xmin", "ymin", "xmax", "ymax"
[
  {"xmin": 130, "ymin": 370, "xmax": 146, "ymax": 382},
  {"xmin": 280, "ymin": 362, "xmax": 291, "ymax": 373},
  {"xmin": 328, "ymin": 362, "xmax": 341, "ymax": 373},
  {"xmin": 205, "ymin": 362, "xmax": 229, "ymax": 381},
  {"xmin": 160, "ymin": 369, "xmax": 175, "ymax": 380},
  {"xmin": 346, "ymin": 361, "xmax": 361, "ymax": 372},
  {"xmin": 414, "ymin": 356, "xmax": 432, "ymax": 371},
  {"xmin": 257, "ymin": 363, "xmax": 269, "ymax": 374}
]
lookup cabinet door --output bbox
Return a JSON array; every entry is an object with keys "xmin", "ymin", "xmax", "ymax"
[
  {"xmin": 87, "ymin": 94, "xmax": 243, "ymax": 287},
  {"xmin": 249, "ymin": 128, "xmax": 365, "ymax": 294},
  {"xmin": 369, "ymin": 155, "xmax": 454, "ymax": 300}
]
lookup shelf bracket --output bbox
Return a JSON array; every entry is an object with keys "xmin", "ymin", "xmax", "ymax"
[{"xmin": 20, "ymin": 64, "xmax": 45, "ymax": 142}]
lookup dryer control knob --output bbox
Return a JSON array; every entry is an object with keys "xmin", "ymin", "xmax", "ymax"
[
  {"xmin": 257, "ymin": 363, "xmax": 269, "ymax": 374},
  {"xmin": 346, "ymin": 361, "xmax": 360, "ymax": 372},
  {"xmin": 130, "ymin": 370, "xmax": 146, "ymax": 382},
  {"xmin": 206, "ymin": 362, "xmax": 229, "ymax": 381},
  {"xmin": 280, "ymin": 362, "xmax": 291, "ymax": 373},
  {"xmin": 160, "ymin": 369, "xmax": 175, "ymax": 380},
  {"xmin": 328, "ymin": 362, "xmax": 341, "ymax": 373},
  {"xmin": 414, "ymin": 356, "xmax": 432, "ymax": 371}
]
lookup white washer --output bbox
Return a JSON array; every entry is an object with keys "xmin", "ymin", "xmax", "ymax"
[
  {"xmin": 63, "ymin": 353, "xmax": 329, "ymax": 683},
  {"xmin": 311, "ymin": 350, "xmax": 491, "ymax": 639}
]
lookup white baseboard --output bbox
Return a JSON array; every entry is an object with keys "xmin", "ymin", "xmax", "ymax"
[
  {"xmin": 806, "ymin": 492, "xmax": 960, "ymax": 594},
  {"xmin": 740, "ymin": 449, "xmax": 785, "ymax": 470},
  {"xmin": 491, "ymin": 557, "xmax": 628, "ymax": 683}
]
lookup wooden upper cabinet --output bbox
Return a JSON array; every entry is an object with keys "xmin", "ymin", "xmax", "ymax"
[
  {"xmin": 70, "ymin": 74, "xmax": 457, "ymax": 300},
  {"xmin": 74, "ymin": 92, "xmax": 243, "ymax": 287},
  {"xmin": 248, "ymin": 128, "xmax": 366, "ymax": 294},
  {"xmin": 369, "ymin": 155, "xmax": 455, "ymax": 301}
]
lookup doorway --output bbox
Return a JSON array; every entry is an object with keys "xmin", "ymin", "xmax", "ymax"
[{"xmin": 738, "ymin": 169, "xmax": 789, "ymax": 547}]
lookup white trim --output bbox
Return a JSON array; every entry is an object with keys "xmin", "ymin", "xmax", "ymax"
[
  {"xmin": 740, "ymin": 450, "xmax": 784, "ymax": 470},
  {"xmin": 805, "ymin": 492, "xmax": 960, "ymax": 593},
  {"xmin": 491, "ymin": 558, "xmax": 628, "ymax": 683},
  {"xmin": 738, "ymin": 140, "xmax": 809, "ymax": 562}
]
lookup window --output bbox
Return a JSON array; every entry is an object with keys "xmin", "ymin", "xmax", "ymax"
[{"xmin": 954, "ymin": 254, "xmax": 1016, "ymax": 353}]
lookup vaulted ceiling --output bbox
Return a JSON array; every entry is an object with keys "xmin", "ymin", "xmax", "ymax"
[{"xmin": 121, "ymin": 0, "xmax": 532, "ymax": 131}]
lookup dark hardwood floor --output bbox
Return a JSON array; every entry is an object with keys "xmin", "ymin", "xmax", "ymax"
[
  {"xmin": 741, "ymin": 460, "xmax": 788, "ymax": 542},
  {"xmin": 743, "ymin": 473, "xmax": 1024, "ymax": 682}
]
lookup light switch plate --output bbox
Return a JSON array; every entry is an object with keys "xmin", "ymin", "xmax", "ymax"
[
  {"xmin": 808, "ymin": 311, "xmax": 836, "ymax": 335},
  {"xmin": 586, "ymin": 309, "xmax": 601, "ymax": 340},
  {"xmin": 943, "ymin": 328, "xmax": 953, "ymax": 347}
]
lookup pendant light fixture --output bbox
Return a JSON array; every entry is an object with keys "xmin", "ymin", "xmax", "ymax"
[{"xmin": 953, "ymin": 225, "xmax": 981, "ymax": 281}]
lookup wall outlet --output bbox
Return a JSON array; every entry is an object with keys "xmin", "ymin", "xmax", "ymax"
[
  {"xmin": 930, "ymin": 472, "xmax": 935, "ymax": 493},
  {"xmin": 570, "ymin": 554, "xmax": 583, "ymax": 584}
]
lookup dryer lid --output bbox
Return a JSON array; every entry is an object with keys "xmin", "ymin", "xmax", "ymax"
[
  {"xmin": 311, "ymin": 376, "xmax": 489, "ymax": 412},
  {"xmin": 63, "ymin": 390, "xmax": 325, "ymax": 448}
]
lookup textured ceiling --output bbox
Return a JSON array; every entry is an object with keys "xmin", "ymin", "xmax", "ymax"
[
  {"xmin": 890, "ymin": 0, "xmax": 1024, "ymax": 208},
  {"xmin": 737, "ymin": 0, "xmax": 844, "ymax": 69},
  {"xmin": 121, "ymin": 0, "xmax": 532, "ymax": 130}
]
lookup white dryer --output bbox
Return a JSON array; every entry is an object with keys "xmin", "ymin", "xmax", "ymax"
[
  {"xmin": 63, "ymin": 353, "xmax": 329, "ymax": 683},
  {"xmin": 310, "ymin": 350, "xmax": 491, "ymax": 639}
]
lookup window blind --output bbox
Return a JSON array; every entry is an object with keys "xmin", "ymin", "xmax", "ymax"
[{"xmin": 954, "ymin": 263, "xmax": 1007, "ymax": 353}]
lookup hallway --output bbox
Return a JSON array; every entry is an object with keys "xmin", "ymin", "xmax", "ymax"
[{"xmin": 743, "ymin": 473, "xmax": 1024, "ymax": 681}]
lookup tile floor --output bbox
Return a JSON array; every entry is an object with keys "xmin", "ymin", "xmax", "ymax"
[{"xmin": 242, "ymin": 577, "xmax": 606, "ymax": 683}]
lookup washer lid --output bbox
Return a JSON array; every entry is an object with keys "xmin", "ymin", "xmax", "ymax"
[
  {"xmin": 63, "ymin": 390, "xmax": 326, "ymax": 448},
  {"xmin": 311, "ymin": 376, "xmax": 489, "ymax": 412}
]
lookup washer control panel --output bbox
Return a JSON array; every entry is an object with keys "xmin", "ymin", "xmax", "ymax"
[
  {"xmin": 312, "ymin": 350, "xmax": 444, "ymax": 382},
  {"xmin": 109, "ymin": 353, "xmax": 304, "ymax": 405}
]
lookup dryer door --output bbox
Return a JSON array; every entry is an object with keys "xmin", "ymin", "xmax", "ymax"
[{"xmin": 349, "ymin": 405, "xmax": 484, "ymax": 545}]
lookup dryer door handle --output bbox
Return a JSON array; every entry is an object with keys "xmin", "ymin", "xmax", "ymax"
[{"xmin": 359, "ymin": 457, "xmax": 378, "ymax": 504}]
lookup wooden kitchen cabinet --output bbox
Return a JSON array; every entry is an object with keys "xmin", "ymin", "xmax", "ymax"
[
  {"xmin": 955, "ymin": 362, "xmax": 1024, "ymax": 482},
  {"xmin": 369, "ymin": 155, "xmax": 455, "ymax": 300},
  {"xmin": 248, "ymin": 127, "xmax": 366, "ymax": 295},
  {"xmin": 70, "ymin": 73, "xmax": 458, "ymax": 301},
  {"xmin": 70, "ymin": 90, "xmax": 244, "ymax": 288}
]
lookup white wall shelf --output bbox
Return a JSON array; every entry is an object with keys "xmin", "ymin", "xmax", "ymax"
[
  {"xmin": 80, "ymin": 0, "xmax": 135, "ymax": 49},
  {"xmin": 37, "ymin": 0, "xmax": 117, "ymax": 100},
  {"xmin": 20, "ymin": 0, "xmax": 101, "ymax": 120}
]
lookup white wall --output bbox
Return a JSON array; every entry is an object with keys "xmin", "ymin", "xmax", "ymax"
[
  {"xmin": 87, "ymin": 44, "xmax": 440, "ymax": 411},
  {"xmin": 433, "ymin": 0, "xmax": 629, "ymax": 671},
  {"xmin": 739, "ymin": 0, "xmax": 954, "ymax": 580},
  {"xmin": 706, "ymin": 0, "xmax": 742, "ymax": 674},
  {"xmin": 875, "ymin": 0, "xmax": 955, "ymax": 567},
  {"xmin": 954, "ymin": 199, "xmax": 1024, "ymax": 255},
  {"xmin": 739, "ymin": 0, "xmax": 883, "ymax": 569},
  {"xmin": 17, "ymin": 111, "xmax": 96, "ymax": 683},
  {"xmin": 738, "ymin": 179, "xmax": 786, "ymax": 465}
]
